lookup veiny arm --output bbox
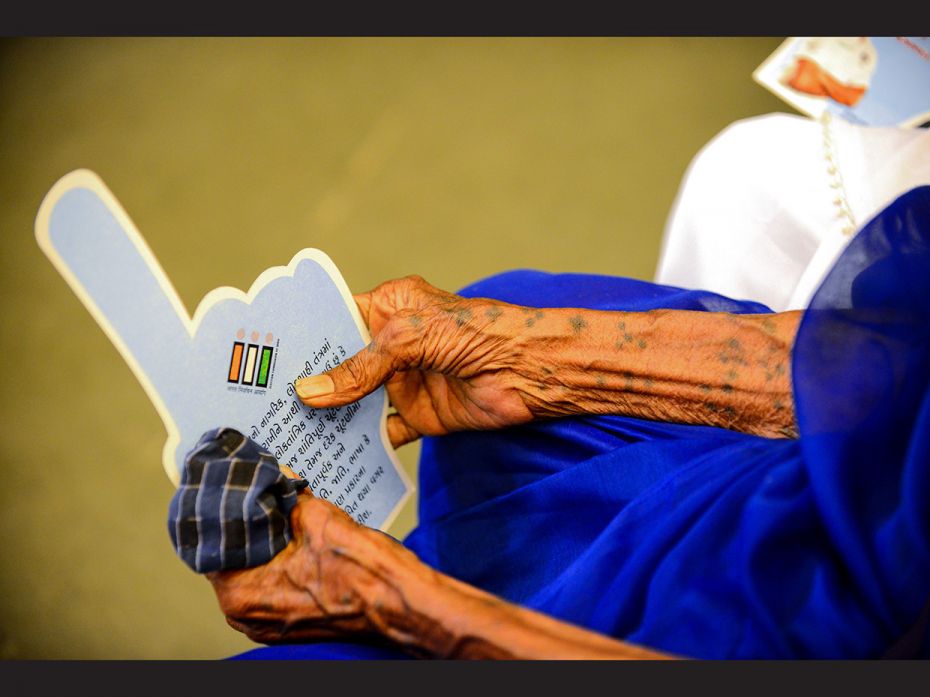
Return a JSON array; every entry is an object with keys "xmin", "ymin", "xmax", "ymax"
[
  {"xmin": 209, "ymin": 495, "xmax": 675, "ymax": 659},
  {"xmin": 295, "ymin": 276, "xmax": 800, "ymax": 444}
]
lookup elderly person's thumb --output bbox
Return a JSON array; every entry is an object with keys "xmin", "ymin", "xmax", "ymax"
[
  {"xmin": 293, "ymin": 319, "xmax": 424, "ymax": 448},
  {"xmin": 294, "ymin": 348, "xmax": 390, "ymax": 407},
  {"xmin": 295, "ymin": 308, "xmax": 427, "ymax": 408}
]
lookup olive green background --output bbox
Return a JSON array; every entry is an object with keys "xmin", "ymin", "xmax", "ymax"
[{"xmin": 0, "ymin": 37, "xmax": 786, "ymax": 659}]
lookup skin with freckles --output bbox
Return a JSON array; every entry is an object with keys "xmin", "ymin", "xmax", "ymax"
[
  {"xmin": 209, "ymin": 486, "xmax": 672, "ymax": 659},
  {"xmin": 209, "ymin": 275, "xmax": 803, "ymax": 659},
  {"xmin": 295, "ymin": 275, "xmax": 800, "ymax": 446}
]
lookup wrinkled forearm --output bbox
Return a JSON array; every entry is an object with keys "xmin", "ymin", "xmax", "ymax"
[
  {"xmin": 310, "ymin": 527, "xmax": 675, "ymax": 659},
  {"xmin": 212, "ymin": 500, "xmax": 672, "ymax": 658},
  {"xmin": 387, "ymin": 565, "xmax": 674, "ymax": 659},
  {"xmin": 495, "ymin": 306, "xmax": 801, "ymax": 438}
]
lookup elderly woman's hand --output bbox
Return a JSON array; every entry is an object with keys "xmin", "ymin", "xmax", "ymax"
[
  {"xmin": 295, "ymin": 275, "xmax": 801, "ymax": 444},
  {"xmin": 207, "ymin": 485, "xmax": 673, "ymax": 659},
  {"xmin": 295, "ymin": 275, "xmax": 541, "ymax": 447},
  {"xmin": 206, "ymin": 489, "xmax": 431, "ymax": 647}
]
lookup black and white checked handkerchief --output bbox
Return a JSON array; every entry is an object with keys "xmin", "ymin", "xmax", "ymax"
[{"xmin": 167, "ymin": 427, "xmax": 308, "ymax": 574}]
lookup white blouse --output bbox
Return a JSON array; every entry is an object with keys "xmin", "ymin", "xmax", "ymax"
[{"xmin": 655, "ymin": 113, "xmax": 930, "ymax": 311}]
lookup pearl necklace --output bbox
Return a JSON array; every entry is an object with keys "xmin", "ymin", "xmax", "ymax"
[{"xmin": 820, "ymin": 111, "xmax": 857, "ymax": 236}]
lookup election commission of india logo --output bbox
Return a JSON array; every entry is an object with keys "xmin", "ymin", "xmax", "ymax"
[{"xmin": 227, "ymin": 329, "xmax": 277, "ymax": 390}]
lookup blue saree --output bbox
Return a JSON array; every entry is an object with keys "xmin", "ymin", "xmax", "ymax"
[{"xmin": 236, "ymin": 186, "xmax": 930, "ymax": 659}]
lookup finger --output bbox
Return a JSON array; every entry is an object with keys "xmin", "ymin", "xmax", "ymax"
[
  {"xmin": 225, "ymin": 616, "xmax": 251, "ymax": 636},
  {"xmin": 295, "ymin": 315, "xmax": 421, "ymax": 408},
  {"xmin": 279, "ymin": 463, "xmax": 300, "ymax": 479},
  {"xmin": 294, "ymin": 343, "xmax": 394, "ymax": 408},
  {"xmin": 278, "ymin": 463, "xmax": 315, "ymax": 498},
  {"xmin": 288, "ymin": 498, "xmax": 310, "ymax": 542},
  {"xmin": 353, "ymin": 291, "xmax": 373, "ymax": 328},
  {"xmin": 205, "ymin": 567, "xmax": 248, "ymax": 593},
  {"xmin": 387, "ymin": 413, "xmax": 421, "ymax": 448}
]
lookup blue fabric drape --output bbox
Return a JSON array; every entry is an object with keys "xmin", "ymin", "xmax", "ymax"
[{"xmin": 236, "ymin": 186, "xmax": 930, "ymax": 660}]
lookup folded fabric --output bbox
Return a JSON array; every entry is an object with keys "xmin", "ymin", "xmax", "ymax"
[
  {"xmin": 237, "ymin": 185, "xmax": 930, "ymax": 660},
  {"xmin": 167, "ymin": 427, "xmax": 308, "ymax": 573}
]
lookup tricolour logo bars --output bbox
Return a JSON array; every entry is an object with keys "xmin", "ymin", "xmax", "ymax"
[{"xmin": 228, "ymin": 341, "xmax": 273, "ymax": 388}]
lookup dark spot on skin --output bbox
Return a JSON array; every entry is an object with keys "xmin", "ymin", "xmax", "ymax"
[
  {"xmin": 535, "ymin": 310, "xmax": 544, "ymax": 320},
  {"xmin": 624, "ymin": 333, "xmax": 633, "ymax": 342},
  {"xmin": 541, "ymin": 366, "xmax": 553, "ymax": 376},
  {"xmin": 618, "ymin": 321, "xmax": 626, "ymax": 331},
  {"xmin": 454, "ymin": 308, "xmax": 473, "ymax": 327},
  {"xmin": 623, "ymin": 371, "xmax": 634, "ymax": 389},
  {"xmin": 525, "ymin": 318, "xmax": 536, "ymax": 327},
  {"xmin": 720, "ymin": 356, "xmax": 729, "ymax": 364},
  {"xmin": 643, "ymin": 378, "xmax": 655, "ymax": 388},
  {"xmin": 699, "ymin": 383, "xmax": 711, "ymax": 393},
  {"xmin": 774, "ymin": 364, "xmax": 785, "ymax": 376},
  {"xmin": 615, "ymin": 340, "xmax": 625, "ymax": 351},
  {"xmin": 727, "ymin": 370, "xmax": 739, "ymax": 380},
  {"xmin": 537, "ymin": 383, "xmax": 549, "ymax": 392},
  {"xmin": 762, "ymin": 318, "xmax": 777, "ymax": 334},
  {"xmin": 723, "ymin": 406, "xmax": 737, "ymax": 419},
  {"xmin": 774, "ymin": 400, "xmax": 784, "ymax": 411},
  {"xmin": 728, "ymin": 338, "xmax": 741, "ymax": 350},
  {"xmin": 705, "ymin": 402, "xmax": 719, "ymax": 413},
  {"xmin": 409, "ymin": 314, "xmax": 422, "ymax": 328},
  {"xmin": 596, "ymin": 375, "xmax": 606, "ymax": 387},
  {"xmin": 341, "ymin": 594, "xmax": 352, "ymax": 605},
  {"xmin": 569, "ymin": 316, "xmax": 587, "ymax": 334},
  {"xmin": 485, "ymin": 307, "xmax": 503, "ymax": 322},
  {"xmin": 367, "ymin": 340, "xmax": 378, "ymax": 353},
  {"xmin": 765, "ymin": 372, "xmax": 773, "ymax": 382},
  {"xmin": 779, "ymin": 426, "xmax": 797, "ymax": 439},
  {"xmin": 722, "ymin": 384, "xmax": 733, "ymax": 394},
  {"xmin": 637, "ymin": 339, "xmax": 647, "ymax": 349}
]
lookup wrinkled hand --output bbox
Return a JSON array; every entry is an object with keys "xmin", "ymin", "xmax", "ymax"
[
  {"xmin": 206, "ymin": 483, "xmax": 675, "ymax": 659},
  {"xmin": 206, "ymin": 488, "xmax": 427, "ymax": 646},
  {"xmin": 295, "ymin": 275, "xmax": 538, "ymax": 447}
]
